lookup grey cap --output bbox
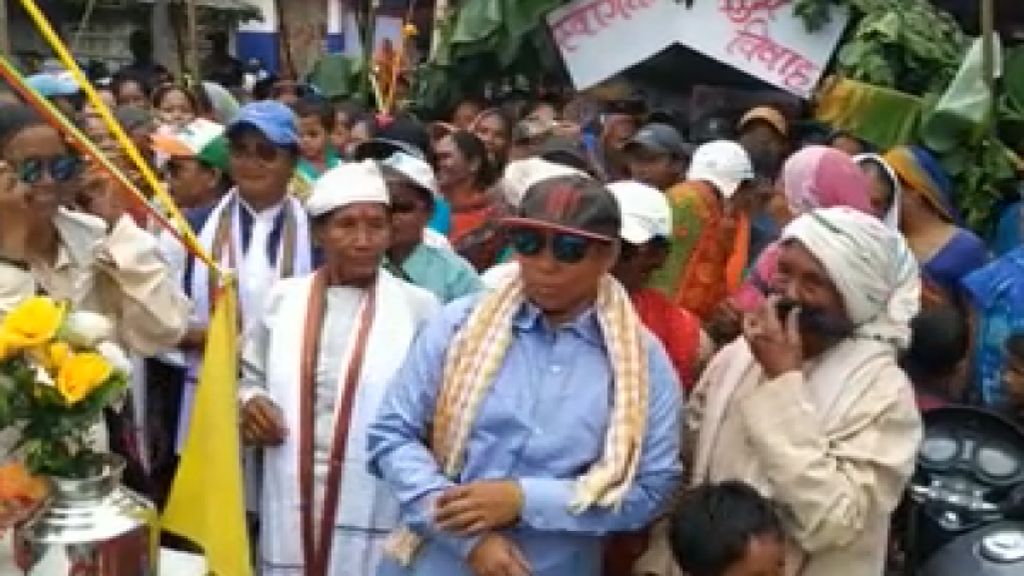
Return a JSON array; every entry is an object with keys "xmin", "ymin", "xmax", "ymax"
[{"xmin": 624, "ymin": 123, "xmax": 694, "ymax": 158}]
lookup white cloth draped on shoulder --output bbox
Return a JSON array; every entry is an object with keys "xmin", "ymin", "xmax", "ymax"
[
  {"xmin": 177, "ymin": 190, "xmax": 313, "ymax": 451},
  {"xmin": 257, "ymin": 271, "xmax": 437, "ymax": 576}
]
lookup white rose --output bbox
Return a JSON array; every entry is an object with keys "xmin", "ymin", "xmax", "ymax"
[
  {"xmin": 96, "ymin": 341, "xmax": 131, "ymax": 376},
  {"xmin": 62, "ymin": 312, "xmax": 114, "ymax": 348}
]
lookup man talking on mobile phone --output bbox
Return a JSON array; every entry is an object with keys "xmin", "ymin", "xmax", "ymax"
[{"xmin": 645, "ymin": 207, "xmax": 922, "ymax": 576}]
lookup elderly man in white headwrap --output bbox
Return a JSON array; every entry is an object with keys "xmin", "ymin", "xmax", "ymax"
[
  {"xmin": 238, "ymin": 160, "xmax": 440, "ymax": 576},
  {"xmin": 639, "ymin": 206, "xmax": 923, "ymax": 576}
]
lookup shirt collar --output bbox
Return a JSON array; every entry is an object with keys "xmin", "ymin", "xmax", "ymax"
[
  {"xmin": 237, "ymin": 195, "xmax": 286, "ymax": 223},
  {"xmin": 511, "ymin": 299, "xmax": 604, "ymax": 346}
]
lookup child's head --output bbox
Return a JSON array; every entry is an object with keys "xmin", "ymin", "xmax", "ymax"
[
  {"xmin": 152, "ymin": 84, "xmax": 198, "ymax": 130},
  {"xmin": 331, "ymin": 100, "xmax": 363, "ymax": 152},
  {"xmin": 294, "ymin": 97, "xmax": 335, "ymax": 161},
  {"xmin": 1004, "ymin": 333, "xmax": 1024, "ymax": 410},
  {"xmin": 670, "ymin": 481, "xmax": 785, "ymax": 576},
  {"xmin": 901, "ymin": 306, "xmax": 969, "ymax": 391}
]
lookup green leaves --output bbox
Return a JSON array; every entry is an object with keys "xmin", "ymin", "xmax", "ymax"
[
  {"xmin": 0, "ymin": 356, "xmax": 127, "ymax": 478},
  {"xmin": 795, "ymin": 0, "xmax": 965, "ymax": 96}
]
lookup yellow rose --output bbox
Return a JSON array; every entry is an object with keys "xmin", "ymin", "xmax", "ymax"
[
  {"xmin": 0, "ymin": 334, "xmax": 11, "ymax": 362},
  {"xmin": 56, "ymin": 352, "xmax": 112, "ymax": 405},
  {"xmin": 1, "ymin": 297, "xmax": 66, "ymax": 349},
  {"xmin": 25, "ymin": 341, "xmax": 72, "ymax": 376},
  {"xmin": 48, "ymin": 342, "xmax": 72, "ymax": 370}
]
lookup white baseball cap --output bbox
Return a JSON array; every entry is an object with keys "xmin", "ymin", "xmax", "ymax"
[
  {"xmin": 381, "ymin": 151, "xmax": 438, "ymax": 198},
  {"xmin": 608, "ymin": 181, "xmax": 672, "ymax": 245},
  {"xmin": 306, "ymin": 160, "xmax": 389, "ymax": 218},
  {"xmin": 499, "ymin": 157, "xmax": 586, "ymax": 207},
  {"xmin": 687, "ymin": 140, "xmax": 754, "ymax": 199}
]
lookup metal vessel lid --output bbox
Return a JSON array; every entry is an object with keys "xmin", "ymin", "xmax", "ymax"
[{"xmin": 979, "ymin": 529, "xmax": 1024, "ymax": 563}]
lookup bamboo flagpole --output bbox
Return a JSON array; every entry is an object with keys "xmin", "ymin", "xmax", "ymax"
[
  {"xmin": 16, "ymin": 0, "xmax": 214, "ymax": 269},
  {"xmin": 0, "ymin": 56, "xmax": 220, "ymax": 272}
]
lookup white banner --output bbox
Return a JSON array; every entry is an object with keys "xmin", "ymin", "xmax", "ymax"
[{"xmin": 547, "ymin": 0, "xmax": 849, "ymax": 97}]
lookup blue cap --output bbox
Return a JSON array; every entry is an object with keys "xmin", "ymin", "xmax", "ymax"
[
  {"xmin": 26, "ymin": 73, "xmax": 79, "ymax": 98},
  {"xmin": 227, "ymin": 101, "xmax": 298, "ymax": 147}
]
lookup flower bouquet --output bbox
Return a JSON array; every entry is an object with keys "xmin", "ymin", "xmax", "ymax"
[{"xmin": 0, "ymin": 296, "xmax": 130, "ymax": 479}]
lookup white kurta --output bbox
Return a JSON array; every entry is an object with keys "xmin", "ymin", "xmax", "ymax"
[{"xmin": 240, "ymin": 270, "xmax": 439, "ymax": 576}]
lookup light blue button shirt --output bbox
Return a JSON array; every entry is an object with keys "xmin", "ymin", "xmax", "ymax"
[
  {"xmin": 368, "ymin": 294, "xmax": 683, "ymax": 576},
  {"xmin": 399, "ymin": 243, "xmax": 483, "ymax": 304}
]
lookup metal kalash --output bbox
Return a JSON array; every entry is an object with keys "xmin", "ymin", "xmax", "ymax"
[
  {"xmin": 14, "ymin": 455, "xmax": 159, "ymax": 575},
  {"xmin": 902, "ymin": 406, "xmax": 1024, "ymax": 575}
]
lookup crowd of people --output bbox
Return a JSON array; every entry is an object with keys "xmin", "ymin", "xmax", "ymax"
[{"xmin": 1, "ymin": 26, "xmax": 1024, "ymax": 576}]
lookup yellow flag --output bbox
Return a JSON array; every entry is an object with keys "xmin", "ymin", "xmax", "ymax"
[{"xmin": 162, "ymin": 282, "xmax": 252, "ymax": 576}]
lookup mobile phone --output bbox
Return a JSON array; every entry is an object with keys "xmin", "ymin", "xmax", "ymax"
[{"xmin": 775, "ymin": 298, "xmax": 799, "ymax": 323}]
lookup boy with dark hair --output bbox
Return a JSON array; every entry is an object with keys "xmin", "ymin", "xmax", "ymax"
[
  {"xmin": 900, "ymin": 306, "xmax": 971, "ymax": 410},
  {"xmin": 294, "ymin": 96, "xmax": 341, "ymax": 180},
  {"xmin": 669, "ymin": 481, "xmax": 785, "ymax": 576}
]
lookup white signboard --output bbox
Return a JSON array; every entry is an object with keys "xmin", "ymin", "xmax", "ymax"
[
  {"xmin": 547, "ymin": 0, "xmax": 683, "ymax": 92},
  {"xmin": 547, "ymin": 0, "xmax": 849, "ymax": 97}
]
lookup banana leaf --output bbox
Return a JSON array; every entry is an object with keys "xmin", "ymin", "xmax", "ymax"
[
  {"xmin": 814, "ymin": 76, "xmax": 924, "ymax": 149},
  {"xmin": 438, "ymin": 0, "xmax": 564, "ymax": 67},
  {"xmin": 920, "ymin": 34, "xmax": 1001, "ymax": 153},
  {"xmin": 308, "ymin": 54, "xmax": 363, "ymax": 99}
]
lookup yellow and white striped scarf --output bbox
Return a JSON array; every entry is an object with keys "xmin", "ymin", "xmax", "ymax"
[{"xmin": 385, "ymin": 273, "xmax": 649, "ymax": 565}]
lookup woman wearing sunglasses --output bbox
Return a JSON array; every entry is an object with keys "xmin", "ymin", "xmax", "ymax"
[
  {"xmin": 370, "ymin": 175, "xmax": 681, "ymax": 576},
  {"xmin": 0, "ymin": 103, "xmax": 189, "ymax": 354}
]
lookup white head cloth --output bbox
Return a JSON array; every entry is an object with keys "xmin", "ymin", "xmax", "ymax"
[
  {"xmin": 306, "ymin": 159, "xmax": 389, "ymax": 217},
  {"xmin": 852, "ymin": 152, "xmax": 903, "ymax": 230},
  {"xmin": 782, "ymin": 206, "xmax": 921, "ymax": 349}
]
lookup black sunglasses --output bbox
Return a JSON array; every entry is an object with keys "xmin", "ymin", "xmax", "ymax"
[
  {"xmin": 390, "ymin": 198, "xmax": 425, "ymax": 214},
  {"xmin": 6, "ymin": 155, "xmax": 81, "ymax": 185},
  {"xmin": 229, "ymin": 140, "xmax": 283, "ymax": 163},
  {"xmin": 508, "ymin": 227, "xmax": 601, "ymax": 264}
]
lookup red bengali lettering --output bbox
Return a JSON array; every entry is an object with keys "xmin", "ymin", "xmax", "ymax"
[
  {"xmin": 726, "ymin": 17, "xmax": 818, "ymax": 92},
  {"xmin": 719, "ymin": 0, "xmax": 790, "ymax": 24},
  {"xmin": 551, "ymin": 1, "xmax": 603, "ymax": 52},
  {"xmin": 551, "ymin": 0, "xmax": 656, "ymax": 52}
]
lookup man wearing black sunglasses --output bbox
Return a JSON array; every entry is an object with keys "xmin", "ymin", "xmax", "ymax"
[
  {"xmin": 160, "ymin": 102, "xmax": 316, "ymax": 507},
  {"xmin": 370, "ymin": 175, "xmax": 681, "ymax": 576},
  {"xmin": 380, "ymin": 152, "xmax": 482, "ymax": 304}
]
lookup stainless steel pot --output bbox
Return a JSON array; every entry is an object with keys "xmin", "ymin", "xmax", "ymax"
[{"xmin": 15, "ymin": 455, "xmax": 159, "ymax": 575}]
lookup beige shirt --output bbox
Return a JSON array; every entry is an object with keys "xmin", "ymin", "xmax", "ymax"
[
  {"xmin": 637, "ymin": 338, "xmax": 921, "ymax": 576},
  {"xmin": 0, "ymin": 209, "xmax": 190, "ymax": 355}
]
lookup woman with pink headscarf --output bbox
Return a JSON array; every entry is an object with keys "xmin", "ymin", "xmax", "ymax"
[{"xmin": 709, "ymin": 146, "xmax": 879, "ymax": 341}]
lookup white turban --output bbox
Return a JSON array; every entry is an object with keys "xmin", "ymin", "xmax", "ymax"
[
  {"xmin": 782, "ymin": 206, "xmax": 921, "ymax": 349},
  {"xmin": 306, "ymin": 160, "xmax": 389, "ymax": 218}
]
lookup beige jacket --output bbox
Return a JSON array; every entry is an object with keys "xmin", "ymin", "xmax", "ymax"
[
  {"xmin": 0, "ymin": 209, "xmax": 190, "ymax": 355},
  {"xmin": 636, "ymin": 338, "xmax": 921, "ymax": 576}
]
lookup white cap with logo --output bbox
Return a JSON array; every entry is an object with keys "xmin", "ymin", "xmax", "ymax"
[
  {"xmin": 607, "ymin": 181, "xmax": 673, "ymax": 245},
  {"xmin": 306, "ymin": 160, "xmax": 390, "ymax": 218},
  {"xmin": 687, "ymin": 140, "xmax": 755, "ymax": 199}
]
